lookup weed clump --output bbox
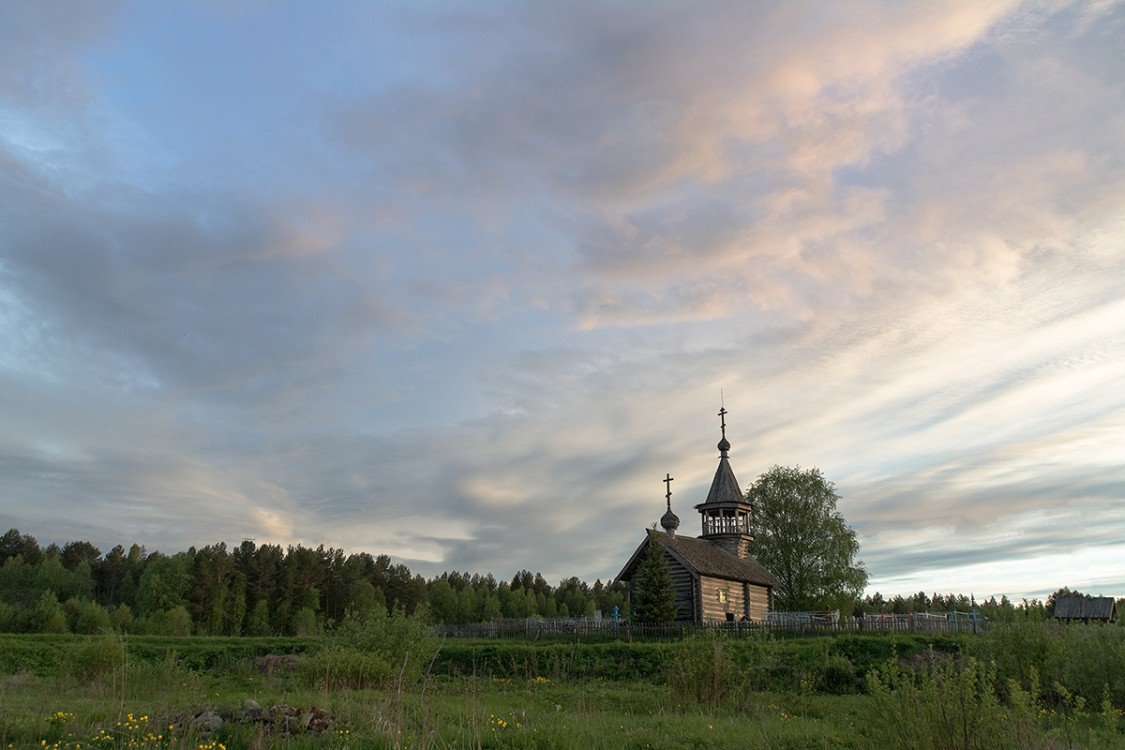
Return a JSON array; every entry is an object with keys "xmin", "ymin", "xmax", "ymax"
[
  {"xmin": 298, "ymin": 607, "xmax": 438, "ymax": 690},
  {"xmin": 666, "ymin": 632, "xmax": 741, "ymax": 710},
  {"xmin": 60, "ymin": 634, "xmax": 126, "ymax": 685}
]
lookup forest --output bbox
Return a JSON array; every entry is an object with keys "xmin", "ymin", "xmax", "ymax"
[
  {"xmin": 0, "ymin": 528, "xmax": 626, "ymax": 636},
  {"xmin": 0, "ymin": 528, "xmax": 1116, "ymax": 636}
]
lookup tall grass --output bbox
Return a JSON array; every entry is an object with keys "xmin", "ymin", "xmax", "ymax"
[
  {"xmin": 1, "ymin": 624, "xmax": 1123, "ymax": 748},
  {"xmin": 868, "ymin": 650, "xmax": 1124, "ymax": 750},
  {"xmin": 971, "ymin": 621, "xmax": 1125, "ymax": 707},
  {"xmin": 666, "ymin": 632, "xmax": 741, "ymax": 710}
]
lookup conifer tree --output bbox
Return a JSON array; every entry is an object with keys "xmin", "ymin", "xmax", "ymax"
[{"xmin": 634, "ymin": 541, "xmax": 677, "ymax": 623}]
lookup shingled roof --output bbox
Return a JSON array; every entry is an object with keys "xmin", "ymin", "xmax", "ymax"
[
  {"xmin": 655, "ymin": 530, "xmax": 780, "ymax": 588},
  {"xmin": 696, "ymin": 452, "xmax": 745, "ymax": 508},
  {"xmin": 1054, "ymin": 596, "xmax": 1117, "ymax": 621}
]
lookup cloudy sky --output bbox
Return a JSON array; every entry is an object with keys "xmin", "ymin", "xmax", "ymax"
[{"xmin": 2, "ymin": 0, "xmax": 1122, "ymax": 600}]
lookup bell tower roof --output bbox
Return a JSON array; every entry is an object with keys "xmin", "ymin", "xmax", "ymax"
[
  {"xmin": 694, "ymin": 406, "xmax": 750, "ymax": 511},
  {"xmin": 694, "ymin": 405, "xmax": 754, "ymax": 557}
]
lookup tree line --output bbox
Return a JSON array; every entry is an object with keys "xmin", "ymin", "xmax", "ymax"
[
  {"xmin": 855, "ymin": 587, "xmax": 1124, "ymax": 623},
  {"xmin": 3, "ymin": 527, "xmax": 1116, "ymax": 635},
  {"xmin": 0, "ymin": 528, "xmax": 627, "ymax": 636}
]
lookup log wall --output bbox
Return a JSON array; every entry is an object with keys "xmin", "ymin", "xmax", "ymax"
[
  {"xmin": 698, "ymin": 576, "xmax": 771, "ymax": 623},
  {"xmin": 667, "ymin": 550, "xmax": 697, "ymax": 623}
]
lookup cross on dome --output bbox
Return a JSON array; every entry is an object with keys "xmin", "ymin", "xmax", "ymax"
[
  {"xmin": 717, "ymin": 406, "xmax": 730, "ymax": 455},
  {"xmin": 660, "ymin": 472, "xmax": 680, "ymax": 535}
]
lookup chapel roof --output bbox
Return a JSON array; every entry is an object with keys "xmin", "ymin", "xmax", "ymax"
[{"xmin": 654, "ymin": 530, "xmax": 779, "ymax": 588}]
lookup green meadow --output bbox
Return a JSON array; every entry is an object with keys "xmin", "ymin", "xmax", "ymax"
[{"xmin": 2, "ymin": 620, "xmax": 1124, "ymax": 749}]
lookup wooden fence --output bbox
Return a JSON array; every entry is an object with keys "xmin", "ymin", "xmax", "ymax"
[{"xmin": 435, "ymin": 611, "xmax": 987, "ymax": 640}]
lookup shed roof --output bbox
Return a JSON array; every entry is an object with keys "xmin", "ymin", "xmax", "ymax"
[{"xmin": 1054, "ymin": 596, "xmax": 1117, "ymax": 620}]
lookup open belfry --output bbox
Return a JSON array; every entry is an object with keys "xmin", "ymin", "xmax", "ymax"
[{"xmin": 615, "ymin": 409, "xmax": 779, "ymax": 623}]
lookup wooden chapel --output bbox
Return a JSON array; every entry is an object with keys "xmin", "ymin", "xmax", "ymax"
[{"xmin": 615, "ymin": 409, "xmax": 779, "ymax": 624}]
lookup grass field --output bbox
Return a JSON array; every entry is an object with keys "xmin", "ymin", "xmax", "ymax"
[
  {"xmin": 2, "ymin": 673, "xmax": 871, "ymax": 749},
  {"xmin": 1, "ymin": 626, "xmax": 1123, "ymax": 748}
]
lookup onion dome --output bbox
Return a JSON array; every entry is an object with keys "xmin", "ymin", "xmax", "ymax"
[
  {"xmin": 661, "ymin": 506, "xmax": 680, "ymax": 534},
  {"xmin": 660, "ymin": 473, "xmax": 679, "ymax": 536}
]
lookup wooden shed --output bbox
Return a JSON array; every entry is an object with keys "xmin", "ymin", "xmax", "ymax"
[{"xmin": 1054, "ymin": 596, "xmax": 1118, "ymax": 623}]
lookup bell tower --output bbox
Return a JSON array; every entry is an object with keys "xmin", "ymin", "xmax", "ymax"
[{"xmin": 694, "ymin": 406, "xmax": 754, "ymax": 559}]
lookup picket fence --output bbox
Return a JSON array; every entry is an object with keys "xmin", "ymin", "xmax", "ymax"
[{"xmin": 435, "ymin": 610, "xmax": 987, "ymax": 640}]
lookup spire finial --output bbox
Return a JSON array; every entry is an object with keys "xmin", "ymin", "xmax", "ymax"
[
  {"xmin": 717, "ymin": 403, "xmax": 731, "ymax": 456},
  {"xmin": 660, "ymin": 473, "xmax": 679, "ymax": 535}
]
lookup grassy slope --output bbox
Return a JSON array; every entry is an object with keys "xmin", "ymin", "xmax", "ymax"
[{"xmin": 1, "ymin": 628, "xmax": 1123, "ymax": 748}]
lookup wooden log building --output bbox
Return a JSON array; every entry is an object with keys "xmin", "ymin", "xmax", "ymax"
[{"xmin": 615, "ymin": 410, "xmax": 780, "ymax": 624}]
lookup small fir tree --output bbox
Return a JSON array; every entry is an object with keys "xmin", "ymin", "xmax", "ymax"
[{"xmin": 634, "ymin": 540, "xmax": 677, "ymax": 623}]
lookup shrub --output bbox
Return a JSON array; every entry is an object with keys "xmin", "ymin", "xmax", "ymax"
[
  {"xmin": 973, "ymin": 622, "xmax": 1125, "ymax": 708},
  {"xmin": 867, "ymin": 653, "xmax": 1050, "ymax": 749},
  {"xmin": 61, "ymin": 634, "xmax": 126, "ymax": 684},
  {"xmin": 819, "ymin": 653, "xmax": 860, "ymax": 694},
  {"xmin": 325, "ymin": 606, "xmax": 439, "ymax": 686},
  {"xmin": 1053, "ymin": 625, "xmax": 1125, "ymax": 708},
  {"xmin": 970, "ymin": 621, "xmax": 1063, "ymax": 700},
  {"xmin": 125, "ymin": 649, "xmax": 208, "ymax": 698},
  {"xmin": 298, "ymin": 645, "xmax": 393, "ymax": 690},
  {"xmin": 666, "ymin": 633, "xmax": 741, "ymax": 710},
  {"xmin": 727, "ymin": 631, "xmax": 781, "ymax": 691},
  {"xmin": 434, "ymin": 641, "xmax": 669, "ymax": 681}
]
